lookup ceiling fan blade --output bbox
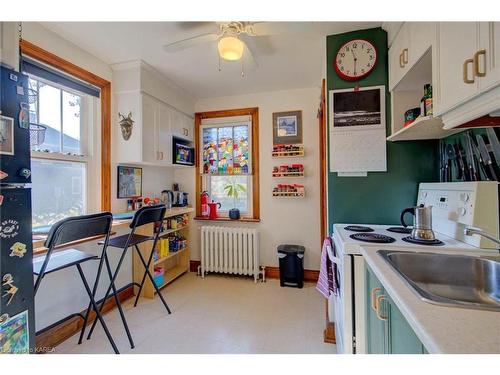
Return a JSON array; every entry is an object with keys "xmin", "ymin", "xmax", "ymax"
[
  {"xmin": 240, "ymin": 34, "xmax": 275, "ymax": 56},
  {"xmin": 163, "ymin": 33, "xmax": 219, "ymax": 53},
  {"xmin": 243, "ymin": 41, "xmax": 259, "ymax": 69},
  {"xmin": 250, "ymin": 22, "xmax": 312, "ymax": 36}
]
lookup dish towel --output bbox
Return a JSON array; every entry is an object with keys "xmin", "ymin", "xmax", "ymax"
[{"xmin": 316, "ymin": 237, "xmax": 337, "ymax": 298}]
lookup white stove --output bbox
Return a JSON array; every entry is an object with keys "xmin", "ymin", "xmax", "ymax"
[
  {"xmin": 328, "ymin": 182, "xmax": 499, "ymax": 354},
  {"xmin": 333, "ymin": 223, "xmax": 476, "ymax": 256}
]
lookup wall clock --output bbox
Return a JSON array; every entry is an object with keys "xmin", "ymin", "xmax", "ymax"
[{"xmin": 334, "ymin": 39, "xmax": 377, "ymax": 81}]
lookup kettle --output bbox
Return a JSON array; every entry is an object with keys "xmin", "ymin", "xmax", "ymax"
[
  {"xmin": 161, "ymin": 190, "xmax": 173, "ymax": 209},
  {"xmin": 400, "ymin": 204, "xmax": 436, "ymax": 241},
  {"xmin": 208, "ymin": 201, "xmax": 222, "ymax": 219}
]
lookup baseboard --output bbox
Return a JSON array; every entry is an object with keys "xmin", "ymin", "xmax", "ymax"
[
  {"xmin": 35, "ymin": 284, "xmax": 134, "ymax": 351},
  {"xmin": 189, "ymin": 261, "xmax": 319, "ymax": 283},
  {"xmin": 264, "ymin": 266, "xmax": 319, "ymax": 283}
]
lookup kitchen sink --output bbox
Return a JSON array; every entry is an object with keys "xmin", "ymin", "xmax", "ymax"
[{"xmin": 378, "ymin": 250, "xmax": 500, "ymax": 312}]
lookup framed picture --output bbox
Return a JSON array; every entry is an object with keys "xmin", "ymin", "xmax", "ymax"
[
  {"xmin": 273, "ymin": 110, "xmax": 302, "ymax": 145},
  {"xmin": 117, "ymin": 166, "xmax": 142, "ymax": 199},
  {"xmin": 331, "ymin": 86, "xmax": 384, "ymax": 129},
  {"xmin": 0, "ymin": 115, "xmax": 15, "ymax": 155}
]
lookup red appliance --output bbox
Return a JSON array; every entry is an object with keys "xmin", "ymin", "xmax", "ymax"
[
  {"xmin": 201, "ymin": 191, "xmax": 210, "ymax": 218},
  {"xmin": 208, "ymin": 201, "xmax": 222, "ymax": 219}
]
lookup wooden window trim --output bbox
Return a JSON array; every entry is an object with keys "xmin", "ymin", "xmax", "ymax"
[
  {"xmin": 20, "ymin": 39, "xmax": 112, "ymax": 211},
  {"xmin": 195, "ymin": 107, "xmax": 260, "ymax": 220}
]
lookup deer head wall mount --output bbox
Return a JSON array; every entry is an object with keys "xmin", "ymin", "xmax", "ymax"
[{"xmin": 118, "ymin": 111, "xmax": 134, "ymax": 141}]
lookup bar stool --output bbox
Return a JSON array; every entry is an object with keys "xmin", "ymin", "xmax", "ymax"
[
  {"xmin": 83, "ymin": 204, "xmax": 170, "ymax": 343},
  {"xmin": 33, "ymin": 212, "xmax": 120, "ymax": 354}
]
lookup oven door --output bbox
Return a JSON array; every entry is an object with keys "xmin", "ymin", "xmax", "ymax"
[{"xmin": 328, "ymin": 240, "xmax": 354, "ymax": 354}]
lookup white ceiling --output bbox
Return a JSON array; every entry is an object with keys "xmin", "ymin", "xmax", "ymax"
[{"xmin": 41, "ymin": 22, "xmax": 381, "ymax": 99}]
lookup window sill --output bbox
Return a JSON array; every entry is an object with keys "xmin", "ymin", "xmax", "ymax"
[{"xmin": 194, "ymin": 216, "xmax": 260, "ymax": 223}]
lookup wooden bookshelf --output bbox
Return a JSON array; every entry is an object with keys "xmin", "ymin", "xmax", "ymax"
[{"xmin": 133, "ymin": 207, "xmax": 194, "ymax": 299}]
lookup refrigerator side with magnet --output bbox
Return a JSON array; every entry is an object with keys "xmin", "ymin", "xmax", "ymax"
[{"xmin": 0, "ymin": 65, "xmax": 35, "ymax": 353}]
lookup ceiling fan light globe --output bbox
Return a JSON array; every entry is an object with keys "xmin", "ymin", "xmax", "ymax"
[{"xmin": 218, "ymin": 36, "xmax": 244, "ymax": 61}]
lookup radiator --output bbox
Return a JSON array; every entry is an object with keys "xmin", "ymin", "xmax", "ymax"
[{"xmin": 200, "ymin": 226, "xmax": 261, "ymax": 282}]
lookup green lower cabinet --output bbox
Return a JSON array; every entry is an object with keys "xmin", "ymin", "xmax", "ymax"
[
  {"xmin": 365, "ymin": 264, "xmax": 427, "ymax": 354},
  {"xmin": 366, "ymin": 265, "xmax": 386, "ymax": 353}
]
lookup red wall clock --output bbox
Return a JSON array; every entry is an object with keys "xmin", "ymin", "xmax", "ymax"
[{"xmin": 334, "ymin": 39, "xmax": 377, "ymax": 81}]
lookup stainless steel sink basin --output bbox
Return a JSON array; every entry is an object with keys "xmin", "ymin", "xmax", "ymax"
[{"xmin": 378, "ymin": 250, "xmax": 500, "ymax": 311}]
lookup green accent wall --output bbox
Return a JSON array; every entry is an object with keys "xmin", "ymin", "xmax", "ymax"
[{"xmin": 327, "ymin": 27, "xmax": 439, "ymax": 228}]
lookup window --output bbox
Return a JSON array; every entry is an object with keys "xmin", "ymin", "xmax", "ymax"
[
  {"xmin": 26, "ymin": 74, "xmax": 99, "ymax": 229},
  {"xmin": 196, "ymin": 108, "xmax": 260, "ymax": 220},
  {"xmin": 201, "ymin": 121, "xmax": 252, "ymax": 214}
]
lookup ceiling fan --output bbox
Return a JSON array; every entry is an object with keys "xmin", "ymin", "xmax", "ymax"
[{"xmin": 162, "ymin": 22, "xmax": 310, "ymax": 66}]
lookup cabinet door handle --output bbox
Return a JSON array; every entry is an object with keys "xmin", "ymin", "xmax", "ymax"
[
  {"xmin": 402, "ymin": 48, "xmax": 408, "ymax": 64},
  {"xmin": 371, "ymin": 287, "xmax": 381, "ymax": 311},
  {"xmin": 473, "ymin": 49, "xmax": 486, "ymax": 77},
  {"xmin": 399, "ymin": 53, "xmax": 405, "ymax": 68},
  {"xmin": 376, "ymin": 295, "xmax": 388, "ymax": 321},
  {"xmin": 463, "ymin": 58, "xmax": 475, "ymax": 84}
]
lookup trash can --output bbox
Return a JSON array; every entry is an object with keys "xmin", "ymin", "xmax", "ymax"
[{"xmin": 277, "ymin": 244, "xmax": 305, "ymax": 288}]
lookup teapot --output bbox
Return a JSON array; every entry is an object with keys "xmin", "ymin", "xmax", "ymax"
[{"xmin": 400, "ymin": 204, "xmax": 436, "ymax": 241}]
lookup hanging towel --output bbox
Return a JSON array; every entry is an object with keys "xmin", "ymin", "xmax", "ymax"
[{"xmin": 316, "ymin": 238, "xmax": 337, "ymax": 298}]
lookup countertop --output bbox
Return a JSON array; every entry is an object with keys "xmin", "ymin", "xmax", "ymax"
[
  {"xmin": 33, "ymin": 206, "xmax": 194, "ymax": 251},
  {"xmin": 361, "ymin": 246, "xmax": 500, "ymax": 354}
]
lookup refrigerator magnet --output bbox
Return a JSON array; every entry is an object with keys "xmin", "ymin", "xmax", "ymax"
[
  {"xmin": 0, "ymin": 310, "xmax": 29, "ymax": 354},
  {"xmin": 0, "ymin": 171, "xmax": 8, "ymax": 180},
  {"xmin": 2, "ymin": 273, "xmax": 19, "ymax": 306},
  {"xmin": 0, "ymin": 219, "xmax": 20, "ymax": 239},
  {"xmin": 18, "ymin": 103, "xmax": 30, "ymax": 129},
  {"xmin": 0, "ymin": 115, "xmax": 15, "ymax": 155},
  {"xmin": 9, "ymin": 242, "xmax": 27, "ymax": 258},
  {"xmin": 16, "ymin": 85, "xmax": 25, "ymax": 96}
]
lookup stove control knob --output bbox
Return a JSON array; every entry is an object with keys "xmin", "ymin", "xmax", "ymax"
[
  {"xmin": 460, "ymin": 193, "xmax": 470, "ymax": 202},
  {"xmin": 458, "ymin": 207, "xmax": 467, "ymax": 216}
]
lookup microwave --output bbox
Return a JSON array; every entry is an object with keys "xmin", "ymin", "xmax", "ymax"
[{"xmin": 173, "ymin": 138, "xmax": 195, "ymax": 166}]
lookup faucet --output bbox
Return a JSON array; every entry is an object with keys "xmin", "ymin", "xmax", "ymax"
[{"xmin": 464, "ymin": 227, "xmax": 500, "ymax": 251}]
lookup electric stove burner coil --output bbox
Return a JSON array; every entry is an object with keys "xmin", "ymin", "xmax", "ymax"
[
  {"xmin": 402, "ymin": 236, "xmax": 445, "ymax": 246},
  {"xmin": 349, "ymin": 233, "xmax": 396, "ymax": 243},
  {"xmin": 344, "ymin": 225, "xmax": 374, "ymax": 232},
  {"xmin": 386, "ymin": 226, "xmax": 413, "ymax": 234}
]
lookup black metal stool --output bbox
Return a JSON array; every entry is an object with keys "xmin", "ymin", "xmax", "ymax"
[
  {"xmin": 83, "ymin": 205, "xmax": 170, "ymax": 342},
  {"xmin": 33, "ymin": 212, "xmax": 120, "ymax": 354}
]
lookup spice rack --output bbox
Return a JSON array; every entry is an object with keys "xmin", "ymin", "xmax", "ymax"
[
  {"xmin": 272, "ymin": 164, "xmax": 305, "ymax": 178},
  {"xmin": 272, "ymin": 144, "xmax": 304, "ymax": 157},
  {"xmin": 272, "ymin": 184, "xmax": 305, "ymax": 198}
]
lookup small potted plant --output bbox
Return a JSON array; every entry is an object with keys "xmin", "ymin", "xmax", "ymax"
[{"xmin": 224, "ymin": 181, "xmax": 246, "ymax": 220}]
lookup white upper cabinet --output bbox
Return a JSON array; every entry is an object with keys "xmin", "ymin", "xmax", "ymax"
[
  {"xmin": 389, "ymin": 23, "xmax": 436, "ymax": 91},
  {"xmin": 114, "ymin": 92, "xmax": 194, "ymax": 166},
  {"xmin": 434, "ymin": 23, "xmax": 481, "ymax": 116},
  {"xmin": 157, "ymin": 101, "xmax": 173, "ymax": 165},
  {"xmin": 141, "ymin": 94, "xmax": 160, "ymax": 164},
  {"xmin": 478, "ymin": 22, "xmax": 500, "ymax": 91},
  {"xmin": 389, "ymin": 25, "xmax": 410, "ymax": 90},
  {"xmin": 171, "ymin": 110, "xmax": 194, "ymax": 142},
  {"xmin": 387, "ymin": 22, "xmax": 500, "ymax": 134},
  {"xmin": 112, "ymin": 60, "xmax": 195, "ymax": 166},
  {"xmin": 407, "ymin": 22, "xmax": 435, "ymax": 67}
]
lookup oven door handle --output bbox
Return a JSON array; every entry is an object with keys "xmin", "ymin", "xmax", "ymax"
[{"xmin": 326, "ymin": 245, "xmax": 341, "ymax": 265}]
